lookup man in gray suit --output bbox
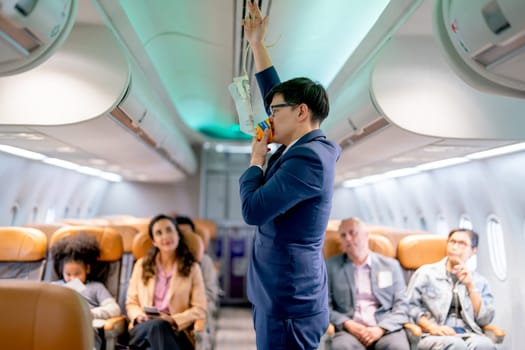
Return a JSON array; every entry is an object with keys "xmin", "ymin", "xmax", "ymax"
[{"xmin": 326, "ymin": 218, "xmax": 410, "ymax": 350}]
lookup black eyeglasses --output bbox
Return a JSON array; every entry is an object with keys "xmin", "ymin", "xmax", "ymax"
[
  {"xmin": 269, "ymin": 102, "xmax": 297, "ymax": 115},
  {"xmin": 447, "ymin": 239, "xmax": 470, "ymax": 248}
]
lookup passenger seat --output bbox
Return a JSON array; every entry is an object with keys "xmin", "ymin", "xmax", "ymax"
[{"xmin": 0, "ymin": 280, "xmax": 93, "ymax": 350}]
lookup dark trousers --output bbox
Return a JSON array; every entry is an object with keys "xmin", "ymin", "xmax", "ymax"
[
  {"xmin": 252, "ymin": 306, "xmax": 329, "ymax": 350},
  {"xmin": 129, "ymin": 319, "xmax": 193, "ymax": 350},
  {"xmin": 331, "ymin": 328, "xmax": 409, "ymax": 350}
]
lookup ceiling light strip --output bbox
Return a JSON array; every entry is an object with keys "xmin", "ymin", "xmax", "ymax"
[
  {"xmin": 0, "ymin": 144, "xmax": 121, "ymax": 182},
  {"xmin": 342, "ymin": 141, "xmax": 525, "ymax": 189}
]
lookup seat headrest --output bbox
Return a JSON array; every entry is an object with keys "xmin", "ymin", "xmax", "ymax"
[
  {"xmin": 24, "ymin": 224, "xmax": 66, "ymax": 243},
  {"xmin": 397, "ymin": 234, "xmax": 447, "ymax": 269},
  {"xmin": 117, "ymin": 218, "xmax": 150, "ymax": 237},
  {"xmin": 192, "ymin": 227, "xmax": 210, "ymax": 251},
  {"xmin": 0, "ymin": 280, "xmax": 93, "ymax": 349},
  {"xmin": 368, "ymin": 234, "xmax": 395, "ymax": 258},
  {"xmin": 107, "ymin": 225, "xmax": 140, "ymax": 253},
  {"xmin": 0, "ymin": 227, "xmax": 47, "ymax": 261},
  {"xmin": 193, "ymin": 218, "xmax": 217, "ymax": 240},
  {"xmin": 365, "ymin": 225, "xmax": 427, "ymax": 256},
  {"xmin": 323, "ymin": 230, "xmax": 395, "ymax": 259},
  {"xmin": 323, "ymin": 230, "xmax": 342, "ymax": 260},
  {"xmin": 132, "ymin": 230, "xmax": 204, "ymax": 262},
  {"xmin": 50, "ymin": 226, "xmax": 123, "ymax": 261}
]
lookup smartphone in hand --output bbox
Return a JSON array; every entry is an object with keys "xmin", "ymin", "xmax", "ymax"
[{"xmin": 143, "ymin": 306, "xmax": 161, "ymax": 316}]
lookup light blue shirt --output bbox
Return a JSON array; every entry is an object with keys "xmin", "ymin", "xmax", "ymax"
[{"xmin": 407, "ymin": 258, "xmax": 495, "ymax": 334}]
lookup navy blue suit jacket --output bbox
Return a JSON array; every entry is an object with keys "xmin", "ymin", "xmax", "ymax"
[{"xmin": 239, "ymin": 67, "xmax": 341, "ymax": 318}]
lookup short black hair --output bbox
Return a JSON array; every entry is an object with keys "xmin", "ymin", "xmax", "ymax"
[
  {"xmin": 448, "ymin": 228, "xmax": 479, "ymax": 248},
  {"xmin": 175, "ymin": 215, "xmax": 196, "ymax": 232},
  {"xmin": 265, "ymin": 77, "xmax": 329, "ymax": 124}
]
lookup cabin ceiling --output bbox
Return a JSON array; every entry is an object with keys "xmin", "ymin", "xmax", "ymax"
[
  {"xmin": 111, "ymin": 0, "xmax": 391, "ymax": 140},
  {"xmin": 1, "ymin": 0, "xmax": 525, "ymax": 185}
]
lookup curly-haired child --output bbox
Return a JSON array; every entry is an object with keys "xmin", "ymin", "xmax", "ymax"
[{"xmin": 51, "ymin": 232, "xmax": 120, "ymax": 349}]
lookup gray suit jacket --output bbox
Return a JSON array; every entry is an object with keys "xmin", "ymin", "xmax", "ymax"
[{"xmin": 326, "ymin": 252, "xmax": 409, "ymax": 332}]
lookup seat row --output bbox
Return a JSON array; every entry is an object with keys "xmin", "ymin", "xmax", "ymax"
[
  {"xmin": 0, "ymin": 217, "xmax": 219, "ymax": 350},
  {"xmin": 320, "ymin": 225, "xmax": 505, "ymax": 350}
]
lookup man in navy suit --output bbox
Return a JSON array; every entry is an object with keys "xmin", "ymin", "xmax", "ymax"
[
  {"xmin": 327, "ymin": 218, "xmax": 410, "ymax": 350},
  {"xmin": 239, "ymin": 2, "xmax": 341, "ymax": 350}
]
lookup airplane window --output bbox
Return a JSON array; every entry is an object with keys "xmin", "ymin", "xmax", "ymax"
[
  {"xmin": 419, "ymin": 216, "xmax": 428, "ymax": 231},
  {"xmin": 32, "ymin": 206, "xmax": 38, "ymax": 223},
  {"xmin": 459, "ymin": 214, "xmax": 473, "ymax": 230},
  {"xmin": 435, "ymin": 214, "xmax": 449, "ymax": 236},
  {"xmin": 10, "ymin": 204, "xmax": 19, "ymax": 226},
  {"xmin": 45, "ymin": 208, "xmax": 56, "ymax": 223},
  {"xmin": 486, "ymin": 215, "xmax": 507, "ymax": 281}
]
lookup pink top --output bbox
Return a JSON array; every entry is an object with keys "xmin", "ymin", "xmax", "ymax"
[{"xmin": 153, "ymin": 258, "xmax": 176, "ymax": 314}]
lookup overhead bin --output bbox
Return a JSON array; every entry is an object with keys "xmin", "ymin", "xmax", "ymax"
[
  {"xmin": 0, "ymin": 23, "xmax": 196, "ymax": 182},
  {"xmin": 372, "ymin": 35, "xmax": 525, "ymax": 140},
  {"xmin": 323, "ymin": 64, "xmax": 389, "ymax": 148},
  {"xmin": 434, "ymin": 0, "xmax": 525, "ymax": 98},
  {"xmin": 325, "ymin": 32, "xmax": 525, "ymax": 181},
  {"xmin": 0, "ymin": 0, "xmax": 77, "ymax": 76},
  {"xmin": 323, "ymin": 0, "xmax": 423, "ymax": 146},
  {"xmin": 114, "ymin": 63, "xmax": 198, "ymax": 175}
]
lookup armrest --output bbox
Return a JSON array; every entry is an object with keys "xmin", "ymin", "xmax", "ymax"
[
  {"xmin": 403, "ymin": 322, "xmax": 422, "ymax": 337},
  {"xmin": 103, "ymin": 316, "xmax": 126, "ymax": 350},
  {"xmin": 193, "ymin": 319, "xmax": 208, "ymax": 350},
  {"xmin": 194, "ymin": 318, "xmax": 207, "ymax": 332},
  {"xmin": 325, "ymin": 323, "xmax": 335, "ymax": 335},
  {"xmin": 404, "ymin": 323, "xmax": 422, "ymax": 350},
  {"xmin": 103, "ymin": 315, "xmax": 126, "ymax": 332},
  {"xmin": 483, "ymin": 324, "xmax": 505, "ymax": 344}
]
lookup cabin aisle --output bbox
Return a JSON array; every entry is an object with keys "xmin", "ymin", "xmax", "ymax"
[{"xmin": 214, "ymin": 307, "xmax": 256, "ymax": 350}]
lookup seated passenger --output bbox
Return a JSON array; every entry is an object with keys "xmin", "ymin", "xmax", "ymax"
[
  {"xmin": 327, "ymin": 218, "xmax": 410, "ymax": 350},
  {"xmin": 406, "ymin": 229, "xmax": 496, "ymax": 350},
  {"xmin": 175, "ymin": 215, "xmax": 220, "ymax": 316},
  {"xmin": 126, "ymin": 214, "xmax": 206, "ymax": 350},
  {"xmin": 51, "ymin": 232, "xmax": 120, "ymax": 350}
]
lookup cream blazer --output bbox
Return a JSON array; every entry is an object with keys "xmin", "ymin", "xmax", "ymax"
[{"xmin": 126, "ymin": 257, "xmax": 207, "ymax": 331}]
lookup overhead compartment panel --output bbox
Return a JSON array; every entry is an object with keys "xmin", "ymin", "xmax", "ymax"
[
  {"xmin": 433, "ymin": 0, "xmax": 525, "ymax": 98},
  {"xmin": 372, "ymin": 36, "xmax": 525, "ymax": 140},
  {"xmin": 0, "ymin": 0, "xmax": 77, "ymax": 76}
]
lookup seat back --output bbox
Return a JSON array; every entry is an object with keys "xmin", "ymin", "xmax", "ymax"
[
  {"xmin": 50, "ymin": 226, "xmax": 124, "ymax": 298},
  {"xmin": 193, "ymin": 218, "xmax": 217, "ymax": 241},
  {"xmin": 365, "ymin": 225, "xmax": 426, "ymax": 258},
  {"xmin": 323, "ymin": 230, "xmax": 395, "ymax": 260},
  {"xmin": 0, "ymin": 280, "xmax": 93, "ymax": 350},
  {"xmin": 0, "ymin": 227, "xmax": 47, "ymax": 280},
  {"xmin": 24, "ymin": 224, "xmax": 66, "ymax": 244},
  {"xmin": 397, "ymin": 234, "xmax": 447, "ymax": 281},
  {"xmin": 193, "ymin": 226, "xmax": 210, "ymax": 253},
  {"xmin": 24, "ymin": 223, "xmax": 67, "ymax": 281},
  {"xmin": 107, "ymin": 224, "xmax": 140, "ymax": 308},
  {"xmin": 132, "ymin": 230, "xmax": 204, "ymax": 262}
]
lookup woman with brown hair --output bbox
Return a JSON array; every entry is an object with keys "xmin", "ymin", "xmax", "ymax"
[{"xmin": 126, "ymin": 214, "xmax": 207, "ymax": 350}]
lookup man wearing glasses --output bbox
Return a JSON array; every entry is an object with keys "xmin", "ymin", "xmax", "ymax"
[
  {"xmin": 239, "ymin": 2, "xmax": 341, "ymax": 350},
  {"xmin": 406, "ymin": 229, "xmax": 496, "ymax": 350}
]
